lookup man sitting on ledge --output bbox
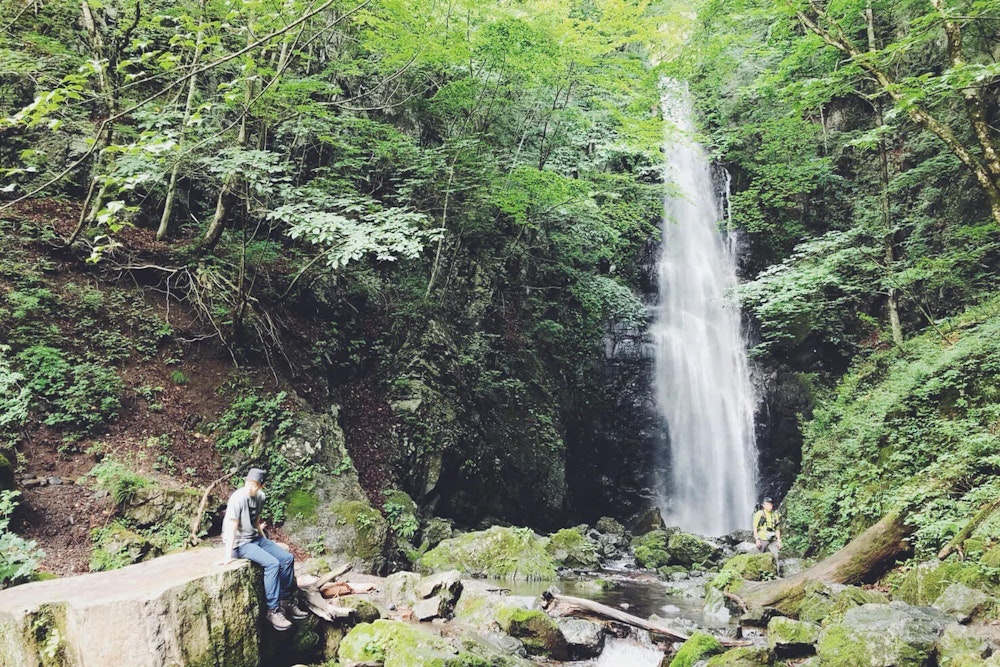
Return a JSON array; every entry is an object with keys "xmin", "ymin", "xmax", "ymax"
[{"xmin": 221, "ymin": 467, "xmax": 308, "ymax": 631}]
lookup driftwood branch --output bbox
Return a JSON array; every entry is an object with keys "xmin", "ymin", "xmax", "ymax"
[
  {"xmin": 543, "ymin": 590, "xmax": 717, "ymax": 645},
  {"xmin": 187, "ymin": 468, "xmax": 239, "ymax": 546},
  {"xmin": 298, "ymin": 563, "xmax": 357, "ymax": 621}
]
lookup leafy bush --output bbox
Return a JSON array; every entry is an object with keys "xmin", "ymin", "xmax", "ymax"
[
  {"xmin": 0, "ymin": 490, "xmax": 45, "ymax": 587},
  {"xmin": 16, "ymin": 345, "xmax": 123, "ymax": 439},
  {"xmin": 88, "ymin": 458, "xmax": 149, "ymax": 508}
]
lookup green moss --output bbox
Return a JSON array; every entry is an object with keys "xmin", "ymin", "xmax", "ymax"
[
  {"xmin": 338, "ymin": 619, "xmax": 490, "ymax": 667},
  {"xmin": 25, "ymin": 604, "xmax": 69, "ymax": 667},
  {"xmin": 632, "ymin": 530, "xmax": 671, "ymax": 569},
  {"xmin": 285, "ymin": 489, "xmax": 319, "ymax": 521},
  {"xmin": 418, "ymin": 526, "xmax": 557, "ymax": 580},
  {"xmin": 89, "ymin": 521, "xmax": 155, "ymax": 571},
  {"xmin": 894, "ymin": 560, "xmax": 994, "ymax": 605},
  {"xmin": 545, "ymin": 528, "xmax": 599, "ymax": 569},
  {"xmin": 668, "ymin": 532, "xmax": 720, "ymax": 566},
  {"xmin": 331, "ymin": 501, "xmax": 389, "ymax": 565},
  {"xmin": 980, "ymin": 546, "xmax": 1000, "ymax": 569},
  {"xmin": 669, "ymin": 631, "xmax": 724, "ymax": 667},
  {"xmin": 710, "ymin": 553, "xmax": 775, "ymax": 591},
  {"xmin": 495, "ymin": 607, "xmax": 568, "ymax": 659},
  {"xmin": 705, "ymin": 646, "xmax": 772, "ymax": 666},
  {"xmin": 798, "ymin": 583, "xmax": 889, "ymax": 625}
]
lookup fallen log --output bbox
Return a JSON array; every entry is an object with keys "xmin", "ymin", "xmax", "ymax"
[
  {"xmin": 938, "ymin": 498, "xmax": 1000, "ymax": 561},
  {"xmin": 540, "ymin": 590, "xmax": 745, "ymax": 647},
  {"xmin": 738, "ymin": 512, "xmax": 913, "ymax": 615}
]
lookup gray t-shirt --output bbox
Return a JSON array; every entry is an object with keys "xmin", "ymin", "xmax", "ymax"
[{"xmin": 224, "ymin": 487, "xmax": 266, "ymax": 547}]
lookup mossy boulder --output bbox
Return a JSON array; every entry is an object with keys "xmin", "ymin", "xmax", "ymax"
[
  {"xmin": 632, "ymin": 530, "xmax": 672, "ymax": 569},
  {"xmin": 336, "ymin": 595, "xmax": 381, "ymax": 624},
  {"xmin": 338, "ymin": 619, "xmax": 490, "ymax": 666},
  {"xmin": 934, "ymin": 582, "xmax": 993, "ymax": 623},
  {"xmin": 282, "ymin": 409, "xmax": 390, "ymax": 572},
  {"xmin": 418, "ymin": 526, "xmax": 557, "ymax": 580},
  {"xmin": 705, "ymin": 646, "xmax": 772, "ymax": 666},
  {"xmin": 453, "ymin": 583, "xmax": 535, "ymax": 631},
  {"xmin": 816, "ymin": 602, "xmax": 950, "ymax": 667},
  {"xmin": 668, "ymin": 532, "xmax": 721, "ymax": 567},
  {"xmin": 546, "ymin": 528, "xmax": 600, "ymax": 569},
  {"xmin": 121, "ymin": 484, "xmax": 201, "ymax": 528},
  {"xmin": 669, "ymin": 631, "xmax": 724, "ymax": 667},
  {"xmin": 894, "ymin": 560, "xmax": 993, "ymax": 606},
  {"xmin": 767, "ymin": 616, "xmax": 820, "ymax": 658},
  {"xmin": 936, "ymin": 623, "xmax": 990, "ymax": 667},
  {"xmin": 495, "ymin": 607, "xmax": 569, "ymax": 660},
  {"xmin": 89, "ymin": 522, "xmax": 155, "ymax": 571},
  {"xmin": 798, "ymin": 582, "xmax": 890, "ymax": 625},
  {"xmin": 384, "ymin": 571, "xmax": 422, "ymax": 608},
  {"xmin": 719, "ymin": 553, "xmax": 777, "ymax": 582},
  {"xmin": 421, "ymin": 516, "xmax": 454, "ymax": 550}
]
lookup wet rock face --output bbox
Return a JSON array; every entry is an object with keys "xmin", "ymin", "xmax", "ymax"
[{"xmin": 0, "ymin": 549, "xmax": 265, "ymax": 667}]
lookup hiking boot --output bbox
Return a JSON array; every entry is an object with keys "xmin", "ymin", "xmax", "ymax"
[
  {"xmin": 266, "ymin": 608, "xmax": 292, "ymax": 631},
  {"xmin": 281, "ymin": 598, "xmax": 309, "ymax": 620}
]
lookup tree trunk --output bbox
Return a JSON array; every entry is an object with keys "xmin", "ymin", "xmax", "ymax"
[{"xmin": 738, "ymin": 513, "xmax": 913, "ymax": 615}]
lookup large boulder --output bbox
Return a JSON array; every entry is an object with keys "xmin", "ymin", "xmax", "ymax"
[
  {"xmin": 557, "ymin": 618, "xmax": 605, "ymax": 659},
  {"xmin": 0, "ymin": 549, "xmax": 265, "ymax": 667},
  {"xmin": 546, "ymin": 528, "xmax": 600, "ymax": 569},
  {"xmin": 668, "ymin": 532, "xmax": 721, "ymax": 567},
  {"xmin": 816, "ymin": 602, "xmax": 951, "ymax": 666},
  {"xmin": 121, "ymin": 483, "xmax": 201, "ymax": 528},
  {"xmin": 767, "ymin": 616, "xmax": 820, "ymax": 658},
  {"xmin": 338, "ymin": 619, "xmax": 490, "ymax": 666},
  {"xmin": 632, "ymin": 530, "xmax": 672, "ymax": 569},
  {"xmin": 894, "ymin": 560, "xmax": 993, "ymax": 606},
  {"xmin": 933, "ymin": 582, "xmax": 993, "ymax": 623},
  {"xmin": 669, "ymin": 630, "xmax": 724, "ymax": 667},
  {"xmin": 495, "ymin": 607, "xmax": 569, "ymax": 660},
  {"xmin": 936, "ymin": 623, "xmax": 991, "ymax": 667},
  {"xmin": 418, "ymin": 526, "xmax": 557, "ymax": 580},
  {"xmin": 281, "ymin": 408, "xmax": 390, "ymax": 573},
  {"xmin": 705, "ymin": 646, "xmax": 772, "ymax": 666},
  {"xmin": 413, "ymin": 570, "xmax": 463, "ymax": 620},
  {"xmin": 798, "ymin": 581, "xmax": 890, "ymax": 625}
]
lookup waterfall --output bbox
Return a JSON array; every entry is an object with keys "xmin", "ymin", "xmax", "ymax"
[{"xmin": 653, "ymin": 80, "xmax": 758, "ymax": 536}]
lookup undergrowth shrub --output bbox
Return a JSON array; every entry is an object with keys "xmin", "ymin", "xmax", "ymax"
[
  {"xmin": 88, "ymin": 458, "xmax": 149, "ymax": 508},
  {"xmin": 0, "ymin": 490, "xmax": 45, "ymax": 588},
  {"xmin": 15, "ymin": 345, "xmax": 123, "ymax": 440}
]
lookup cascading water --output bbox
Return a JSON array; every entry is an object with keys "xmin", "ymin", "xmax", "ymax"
[{"xmin": 653, "ymin": 80, "xmax": 758, "ymax": 536}]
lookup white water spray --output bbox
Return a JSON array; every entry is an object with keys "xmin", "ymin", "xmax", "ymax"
[{"xmin": 653, "ymin": 80, "xmax": 758, "ymax": 536}]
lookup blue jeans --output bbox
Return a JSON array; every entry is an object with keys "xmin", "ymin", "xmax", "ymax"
[{"xmin": 235, "ymin": 536, "xmax": 297, "ymax": 610}]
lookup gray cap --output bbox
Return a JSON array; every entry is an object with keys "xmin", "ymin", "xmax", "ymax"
[
  {"xmin": 762, "ymin": 496, "xmax": 773, "ymax": 503},
  {"xmin": 247, "ymin": 468, "xmax": 267, "ymax": 484}
]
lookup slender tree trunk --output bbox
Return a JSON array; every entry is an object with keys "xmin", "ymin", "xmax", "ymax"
[
  {"xmin": 866, "ymin": 2, "xmax": 903, "ymax": 346},
  {"xmin": 158, "ymin": 1, "xmax": 207, "ymax": 241}
]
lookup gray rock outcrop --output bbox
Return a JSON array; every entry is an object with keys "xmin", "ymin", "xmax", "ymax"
[{"xmin": 0, "ymin": 548, "xmax": 266, "ymax": 667}]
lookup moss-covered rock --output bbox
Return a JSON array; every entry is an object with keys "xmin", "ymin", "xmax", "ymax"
[
  {"xmin": 495, "ymin": 607, "xmax": 569, "ymax": 660},
  {"xmin": 767, "ymin": 616, "xmax": 820, "ymax": 658},
  {"xmin": 719, "ymin": 553, "xmax": 777, "ymax": 582},
  {"xmin": 798, "ymin": 582, "xmax": 890, "ymax": 625},
  {"xmin": 668, "ymin": 532, "xmax": 721, "ymax": 567},
  {"xmin": 336, "ymin": 595, "xmax": 381, "ymax": 624},
  {"xmin": 453, "ymin": 584, "xmax": 535, "ymax": 631},
  {"xmin": 421, "ymin": 516, "xmax": 454, "ymax": 550},
  {"xmin": 894, "ymin": 560, "xmax": 993, "ymax": 606},
  {"xmin": 89, "ymin": 522, "xmax": 155, "ymax": 571},
  {"xmin": 936, "ymin": 623, "xmax": 990, "ymax": 667},
  {"xmin": 632, "ymin": 530, "xmax": 672, "ymax": 569},
  {"xmin": 418, "ymin": 526, "xmax": 557, "ymax": 580},
  {"xmin": 121, "ymin": 484, "xmax": 201, "ymax": 528},
  {"xmin": 669, "ymin": 631, "xmax": 724, "ymax": 667},
  {"xmin": 384, "ymin": 571, "xmax": 422, "ymax": 609},
  {"xmin": 338, "ymin": 619, "xmax": 491, "ymax": 666},
  {"xmin": 816, "ymin": 602, "xmax": 949, "ymax": 667},
  {"xmin": 546, "ymin": 528, "xmax": 600, "ymax": 569},
  {"xmin": 934, "ymin": 582, "xmax": 993, "ymax": 623},
  {"xmin": 705, "ymin": 646, "xmax": 772, "ymax": 666}
]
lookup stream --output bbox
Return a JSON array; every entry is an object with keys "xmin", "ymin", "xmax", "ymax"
[{"xmin": 494, "ymin": 570, "xmax": 744, "ymax": 666}]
